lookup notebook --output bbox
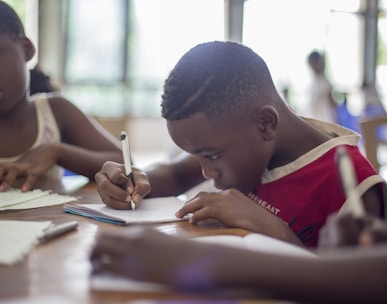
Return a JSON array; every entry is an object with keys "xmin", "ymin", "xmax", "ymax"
[
  {"xmin": 63, "ymin": 196, "xmax": 190, "ymax": 225},
  {"xmin": 0, "ymin": 188, "xmax": 78, "ymax": 211}
]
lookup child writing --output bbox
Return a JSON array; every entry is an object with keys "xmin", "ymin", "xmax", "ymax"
[
  {"xmin": 95, "ymin": 41, "xmax": 385, "ymax": 248},
  {"xmin": 0, "ymin": 1, "xmax": 122, "ymax": 192}
]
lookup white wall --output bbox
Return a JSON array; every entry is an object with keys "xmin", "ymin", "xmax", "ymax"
[{"xmin": 127, "ymin": 117, "xmax": 178, "ymax": 167}]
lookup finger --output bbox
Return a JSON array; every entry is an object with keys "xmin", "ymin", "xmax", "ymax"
[
  {"xmin": 95, "ymin": 174, "xmax": 133, "ymax": 210},
  {"xmin": 131, "ymin": 168, "xmax": 151, "ymax": 204},
  {"xmin": 91, "ymin": 250, "xmax": 130, "ymax": 276},
  {"xmin": 364, "ymin": 218, "xmax": 387, "ymax": 244},
  {"xmin": 175, "ymin": 197, "xmax": 203, "ymax": 218},
  {"xmin": 99, "ymin": 161, "xmax": 131, "ymax": 188},
  {"xmin": 21, "ymin": 171, "xmax": 40, "ymax": 192},
  {"xmin": 0, "ymin": 167, "xmax": 19, "ymax": 191}
]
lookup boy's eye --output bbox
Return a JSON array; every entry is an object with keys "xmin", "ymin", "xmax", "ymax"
[{"xmin": 205, "ymin": 154, "xmax": 219, "ymax": 160}]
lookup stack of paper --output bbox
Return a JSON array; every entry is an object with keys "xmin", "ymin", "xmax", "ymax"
[{"xmin": 0, "ymin": 188, "xmax": 77, "ymax": 211}]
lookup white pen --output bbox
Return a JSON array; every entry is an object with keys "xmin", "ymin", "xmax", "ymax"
[
  {"xmin": 335, "ymin": 146, "xmax": 365, "ymax": 219},
  {"xmin": 39, "ymin": 221, "xmax": 78, "ymax": 242},
  {"xmin": 120, "ymin": 131, "xmax": 136, "ymax": 211}
]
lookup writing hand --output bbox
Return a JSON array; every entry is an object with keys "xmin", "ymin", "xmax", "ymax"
[
  {"xmin": 95, "ymin": 161, "xmax": 151, "ymax": 210},
  {"xmin": 318, "ymin": 212, "xmax": 387, "ymax": 249}
]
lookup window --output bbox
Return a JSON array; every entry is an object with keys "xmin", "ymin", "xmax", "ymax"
[
  {"xmin": 377, "ymin": 0, "xmax": 387, "ymax": 103},
  {"xmin": 62, "ymin": 0, "xmax": 224, "ymax": 117},
  {"xmin": 243, "ymin": 0, "xmax": 387, "ymax": 115},
  {"xmin": 243, "ymin": 0, "xmax": 365, "ymax": 114}
]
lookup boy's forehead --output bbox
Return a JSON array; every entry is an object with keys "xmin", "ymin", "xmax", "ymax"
[
  {"xmin": 167, "ymin": 113, "xmax": 220, "ymax": 136},
  {"xmin": 166, "ymin": 113, "xmax": 235, "ymax": 153}
]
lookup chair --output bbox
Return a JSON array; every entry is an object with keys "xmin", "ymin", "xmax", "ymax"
[{"xmin": 359, "ymin": 115, "xmax": 387, "ymax": 173}]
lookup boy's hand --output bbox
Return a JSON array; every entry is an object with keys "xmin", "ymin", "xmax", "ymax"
[
  {"xmin": 95, "ymin": 161, "xmax": 151, "ymax": 210},
  {"xmin": 175, "ymin": 188, "xmax": 303, "ymax": 246},
  {"xmin": 318, "ymin": 212, "xmax": 387, "ymax": 249}
]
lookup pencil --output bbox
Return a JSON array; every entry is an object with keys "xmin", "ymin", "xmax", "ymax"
[
  {"xmin": 335, "ymin": 145, "xmax": 365, "ymax": 218},
  {"xmin": 120, "ymin": 131, "xmax": 136, "ymax": 211}
]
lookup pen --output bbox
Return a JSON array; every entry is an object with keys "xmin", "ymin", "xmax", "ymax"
[
  {"xmin": 335, "ymin": 146, "xmax": 365, "ymax": 224},
  {"xmin": 120, "ymin": 131, "xmax": 136, "ymax": 211},
  {"xmin": 39, "ymin": 220, "xmax": 78, "ymax": 242}
]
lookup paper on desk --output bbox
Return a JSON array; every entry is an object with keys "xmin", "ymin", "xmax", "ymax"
[
  {"xmin": 0, "ymin": 188, "xmax": 77, "ymax": 210},
  {"xmin": 193, "ymin": 233, "xmax": 317, "ymax": 258},
  {"xmin": 64, "ymin": 196, "xmax": 190, "ymax": 225},
  {"xmin": 91, "ymin": 273, "xmax": 170, "ymax": 293},
  {"xmin": 0, "ymin": 220, "xmax": 51, "ymax": 265}
]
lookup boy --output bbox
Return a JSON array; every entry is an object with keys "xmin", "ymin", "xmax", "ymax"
[
  {"xmin": 0, "ymin": 1, "xmax": 123, "ymax": 192},
  {"xmin": 95, "ymin": 41, "xmax": 385, "ymax": 247}
]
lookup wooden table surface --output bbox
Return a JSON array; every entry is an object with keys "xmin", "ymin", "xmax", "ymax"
[{"xmin": 0, "ymin": 177, "xmax": 280, "ymax": 304}]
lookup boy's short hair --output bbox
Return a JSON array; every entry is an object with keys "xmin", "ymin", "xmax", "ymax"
[
  {"xmin": 0, "ymin": 1, "xmax": 25, "ymax": 40},
  {"xmin": 161, "ymin": 41, "xmax": 276, "ymax": 127}
]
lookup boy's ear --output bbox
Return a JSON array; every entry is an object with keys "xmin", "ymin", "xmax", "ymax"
[
  {"xmin": 20, "ymin": 37, "xmax": 36, "ymax": 62},
  {"xmin": 253, "ymin": 105, "xmax": 279, "ymax": 140}
]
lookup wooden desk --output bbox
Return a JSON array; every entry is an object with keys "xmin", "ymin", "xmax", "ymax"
[{"xmin": 0, "ymin": 178, "xmax": 276, "ymax": 303}]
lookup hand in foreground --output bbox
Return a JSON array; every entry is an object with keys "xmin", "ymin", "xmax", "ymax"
[
  {"xmin": 175, "ymin": 189, "xmax": 303, "ymax": 246},
  {"xmin": 318, "ymin": 211, "xmax": 387, "ymax": 249},
  {"xmin": 94, "ymin": 161, "xmax": 151, "ymax": 210},
  {"xmin": 0, "ymin": 144, "xmax": 58, "ymax": 192},
  {"xmin": 90, "ymin": 226, "xmax": 225, "ymax": 289}
]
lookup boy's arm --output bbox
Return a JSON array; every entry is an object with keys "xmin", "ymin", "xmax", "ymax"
[
  {"xmin": 175, "ymin": 189, "xmax": 305, "ymax": 247},
  {"xmin": 144, "ymin": 152, "xmax": 204, "ymax": 197},
  {"xmin": 94, "ymin": 153, "xmax": 204, "ymax": 210}
]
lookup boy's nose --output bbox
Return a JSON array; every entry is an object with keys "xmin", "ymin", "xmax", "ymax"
[{"xmin": 200, "ymin": 164, "xmax": 220, "ymax": 181}]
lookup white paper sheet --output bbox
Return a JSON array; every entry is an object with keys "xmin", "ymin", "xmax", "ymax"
[
  {"xmin": 0, "ymin": 220, "xmax": 51, "ymax": 265},
  {"xmin": 193, "ymin": 233, "xmax": 317, "ymax": 258},
  {"xmin": 0, "ymin": 188, "xmax": 77, "ymax": 210},
  {"xmin": 64, "ymin": 196, "xmax": 190, "ymax": 225}
]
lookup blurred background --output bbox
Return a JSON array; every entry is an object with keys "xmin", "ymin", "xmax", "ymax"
[{"xmin": 5, "ymin": 0, "xmax": 387, "ymax": 166}]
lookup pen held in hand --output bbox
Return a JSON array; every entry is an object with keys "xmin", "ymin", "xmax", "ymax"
[
  {"xmin": 120, "ymin": 131, "xmax": 136, "ymax": 211},
  {"xmin": 335, "ymin": 146, "xmax": 365, "ymax": 224}
]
